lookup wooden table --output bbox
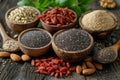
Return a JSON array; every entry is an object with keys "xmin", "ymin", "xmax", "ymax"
[{"xmin": 0, "ymin": 0, "xmax": 120, "ymax": 80}]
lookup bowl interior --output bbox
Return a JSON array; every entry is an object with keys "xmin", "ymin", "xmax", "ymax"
[
  {"xmin": 40, "ymin": 9, "xmax": 77, "ymax": 28},
  {"xmin": 5, "ymin": 6, "xmax": 40, "ymax": 25},
  {"xmin": 79, "ymin": 10, "xmax": 118, "ymax": 33},
  {"xmin": 52, "ymin": 29, "xmax": 94, "ymax": 53},
  {"xmin": 18, "ymin": 28, "xmax": 52, "ymax": 50}
]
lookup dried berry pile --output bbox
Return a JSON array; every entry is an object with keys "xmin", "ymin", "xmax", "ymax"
[
  {"xmin": 20, "ymin": 30, "xmax": 51, "ymax": 48},
  {"xmin": 55, "ymin": 29, "xmax": 91, "ymax": 51},
  {"xmin": 39, "ymin": 7, "xmax": 76, "ymax": 27},
  {"xmin": 31, "ymin": 57, "xmax": 76, "ymax": 78}
]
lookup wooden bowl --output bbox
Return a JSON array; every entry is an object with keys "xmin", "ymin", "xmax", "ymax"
[
  {"xmin": 5, "ymin": 6, "xmax": 40, "ymax": 33},
  {"xmin": 40, "ymin": 9, "xmax": 77, "ymax": 33},
  {"xmin": 18, "ymin": 28, "xmax": 52, "ymax": 57},
  {"xmin": 79, "ymin": 10, "xmax": 118, "ymax": 38},
  {"xmin": 52, "ymin": 29, "xmax": 94, "ymax": 62}
]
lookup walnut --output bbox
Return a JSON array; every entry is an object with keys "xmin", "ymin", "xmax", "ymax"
[{"xmin": 100, "ymin": 0, "xmax": 116, "ymax": 8}]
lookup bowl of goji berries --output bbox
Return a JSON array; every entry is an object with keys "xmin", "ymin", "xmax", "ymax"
[{"xmin": 38, "ymin": 7, "xmax": 77, "ymax": 33}]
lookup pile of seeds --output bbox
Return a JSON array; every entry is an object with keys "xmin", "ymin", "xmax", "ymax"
[
  {"xmin": 81, "ymin": 10, "xmax": 115, "ymax": 31},
  {"xmin": 54, "ymin": 29, "xmax": 91, "ymax": 51},
  {"xmin": 8, "ymin": 6, "xmax": 39, "ymax": 24},
  {"xmin": 32, "ymin": 57, "xmax": 76, "ymax": 77},
  {"xmin": 3, "ymin": 40, "xmax": 19, "ymax": 52},
  {"xmin": 93, "ymin": 47, "xmax": 116, "ymax": 64},
  {"xmin": 39, "ymin": 7, "xmax": 76, "ymax": 27},
  {"xmin": 20, "ymin": 30, "xmax": 51, "ymax": 48}
]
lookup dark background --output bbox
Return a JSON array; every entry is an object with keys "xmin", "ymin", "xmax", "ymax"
[{"xmin": 0, "ymin": 0, "xmax": 120, "ymax": 80}]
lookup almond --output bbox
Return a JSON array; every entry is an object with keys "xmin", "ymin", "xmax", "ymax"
[
  {"xmin": 85, "ymin": 61, "xmax": 95, "ymax": 69},
  {"xmin": 76, "ymin": 65, "xmax": 82, "ymax": 74},
  {"xmin": 94, "ymin": 62, "xmax": 103, "ymax": 70},
  {"xmin": 0, "ymin": 52, "xmax": 10, "ymax": 58},
  {"xmin": 21, "ymin": 54, "xmax": 31, "ymax": 61},
  {"xmin": 10, "ymin": 53, "xmax": 21, "ymax": 61},
  {"xmin": 82, "ymin": 69, "xmax": 96, "ymax": 75}
]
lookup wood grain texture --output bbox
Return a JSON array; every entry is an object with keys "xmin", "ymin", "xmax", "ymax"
[{"xmin": 0, "ymin": 0, "xmax": 120, "ymax": 80}]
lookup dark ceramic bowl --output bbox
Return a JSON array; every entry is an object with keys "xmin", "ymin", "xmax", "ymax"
[
  {"xmin": 5, "ymin": 6, "xmax": 40, "ymax": 33},
  {"xmin": 79, "ymin": 10, "xmax": 118, "ymax": 38},
  {"xmin": 40, "ymin": 9, "xmax": 77, "ymax": 33},
  {"xmin": 18, "ymin": 28, "xmax": 52, "ymax": 57},
  {"xmin": 52, "ymin": 29, "xmax": 94, "ymax": 62}
]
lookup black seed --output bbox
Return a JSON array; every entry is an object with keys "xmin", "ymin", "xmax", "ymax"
[
  {"xmin": 20, "ymin": 30, "xmax": 51, "ymax": 48},
  {"xmin": 93, "ymin": 47, "xmax": 116, "ymax": 64},
  {"xmin": 54, "ymin": 29, "xmax": 91, "ymax": 51}
]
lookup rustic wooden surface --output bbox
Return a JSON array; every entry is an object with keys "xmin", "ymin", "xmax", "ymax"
[{"xmin": 0, "ymin": 0, "xmax": 120, "ymax": 80}]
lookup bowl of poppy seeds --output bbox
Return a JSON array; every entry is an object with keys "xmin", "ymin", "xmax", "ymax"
[
  {"xmin": 52, "ymin": 28, "xmax": 94, "ymax": 62},
  {"xmin": 18, "ymin": 28, "xmax": 52, "ymax": 57}
]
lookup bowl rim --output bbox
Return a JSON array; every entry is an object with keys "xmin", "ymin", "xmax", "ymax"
[
  {"xmin": 18, "ymin": 28, "xmax": 52, "ymax": 50},
  {"xmin": 5, "ymin": 6, "xmax": 41, "ymax": 25},
  {"xmin": 40, "ymin": 8, "xmax": 77, "ymax": 27},
  {"xmin": 79, "ymin": 10, "xmax": 118, "ymax": 32},
  {"xmin": 52, "ymin": 28, "xmax": 94, "ymax": 53}
]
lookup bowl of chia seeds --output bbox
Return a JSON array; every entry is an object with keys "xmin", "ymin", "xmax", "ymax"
[
  {"xmin": 18, "ymin": 28, "xmax": 52, "ymax": 57},
  {"xmin": 5, "ymin": 6, "xmax": 40, "ymax": 33},
  {"xmin": 52, "ymin": 28, "xmax": 94, "ymax": 62}
]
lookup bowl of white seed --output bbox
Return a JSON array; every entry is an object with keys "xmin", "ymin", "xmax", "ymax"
[{"xmin": 5, "ymin": 6, "xmax": 40, "ymax": 33}]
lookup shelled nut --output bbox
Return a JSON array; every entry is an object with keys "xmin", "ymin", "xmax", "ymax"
[
  {"xmin": 76, "ymin": 57, "xmax": 103, "ymax": 76},
  {"xmin": 100, "ymin": 0, "xmax": 116, "ymax": 8}
]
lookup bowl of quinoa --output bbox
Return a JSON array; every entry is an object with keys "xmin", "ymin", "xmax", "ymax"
[{"xmin": 79, "ymin": 10, "xmax": 117, "ymax": 37}]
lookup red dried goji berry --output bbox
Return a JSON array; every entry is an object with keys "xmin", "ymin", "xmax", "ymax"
[
  {"xmin": 35, "ymin": 62, "xmax": 40, "ymax": 66},
  {"xmin": 35, "ymin": 59, "xmax": 41, "ymax": 63},
  {"xmin": 40, "ymin": 71, "xmax": 49, "ymax": 75},
  {"xmin": 60, "ymin": 67, "xmax": 68, "ymax": 72},
  {"xmin": 38, "ymin": 66, "xmax": 45, "ymax": 70},
  {"xmin": 52, "ymin": 59, "xmax": 60, "ymax": 64},
  {"xmin": 66, "ymin": 71, "xmax": 70, "ymax": 77},
  {"xmin": 34, "ymin": 70, "xmax": 40, "ymax": 73},
  {"xmin": 52, "ymin": 65, "xmax": 59, "ymax": 69},
  {"xmin": 55, "ymin": 72, "xmax": 59, "ymax": 77},
  {"xmin": 69, "ymin": 67, "xmax": 76, "ymax": 72},
  {"xmin": 31, "ymin": 60, "xmax": 35, "ymax": 66},
  {"xmin": 61, "ymin": 62, "xmax": 66, "ymax": 66},
  {"xmin": 66, "ymin": 62, "xmax": 70, "ymax": 68},
  {"xmin": 60, "ymin": 72, "xmax": 62, "ymax": 77},
  {"xmin": 50, "ymin": 72, "xmax": 55, "ymax": 76}
]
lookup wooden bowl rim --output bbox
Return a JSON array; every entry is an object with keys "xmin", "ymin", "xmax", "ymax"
[
  {"xmin": 79, "ymin": 10, "xmax": 118, "ymax": 33},
  {"xmin": 52, "ymin": 29, "xmax": 94, "ymax": 53},
  {"xmin": 18, "ymin": 28, "xmax": 52, "ymax": 50},
  {"xmin": 40, "ymin": 8, "xmax": 77, "ymax": 28},
  {"xmin": 5, "ymin": 6, "xmax": 40, "ymax": 25}
]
